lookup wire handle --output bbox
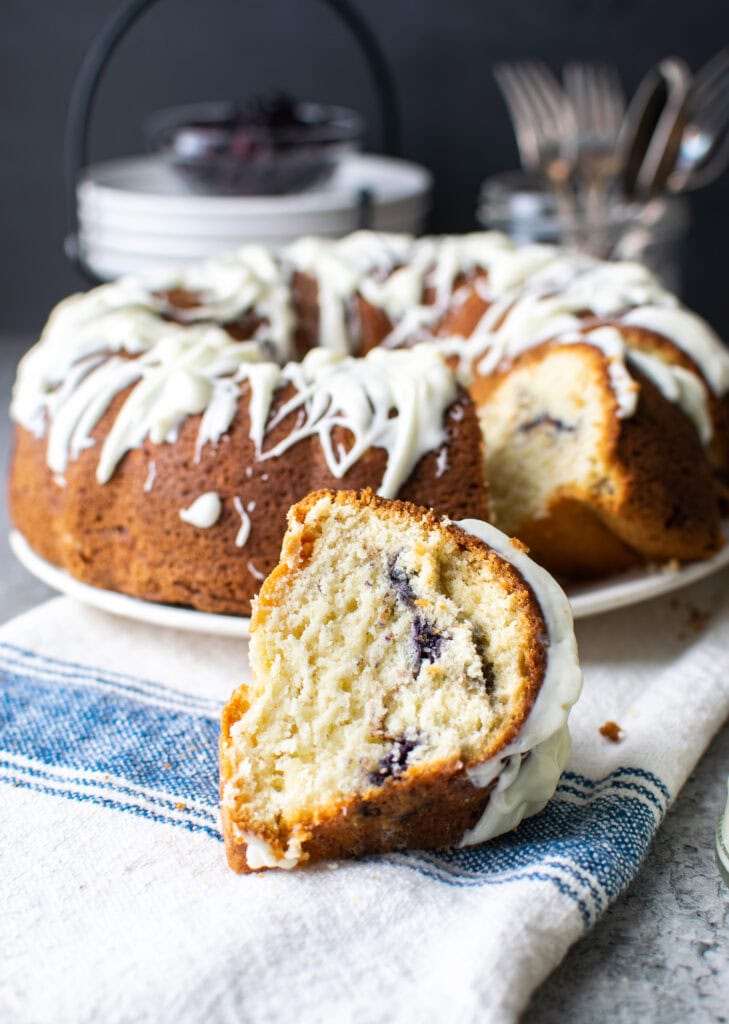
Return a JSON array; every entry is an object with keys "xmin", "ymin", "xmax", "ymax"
[{"xmin": 64, "ymin": 0, "xmax": 401, "ymax": 281}]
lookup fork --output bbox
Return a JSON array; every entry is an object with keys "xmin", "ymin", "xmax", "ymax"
[
  {"xmin": 564, "ymin": 62, "xmax": 625, "ymax": 250},
  {"xmin": 494, "ymin": 61, "xmax": 579, "ymax": 242},
  {"xmin": 670, "ymin": 48, "xmax": 729, "ymax": 191}
]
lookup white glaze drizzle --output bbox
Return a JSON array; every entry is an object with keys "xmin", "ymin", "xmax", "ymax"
[
  {"xmin": 143, "ymin": 460, "xmax": 157, "ymax": 493},
  {"xmin": 620, "ymin": 305, "xmax": 729, "ymax": 395},
  {"xmin": 13, "ymin": 300, "xmax": 458, "ymax": 503},
  {"xmin": 247, "ymin": 560, "xmax": 266, "ymax": 581},
  {"xmin": 243, "ymin": 832, "xmax": 301, "ymax": 871},
  {"xmin": 286, "ymin": 233, "xmax": 417, "ymax": 354},
  {"xmin": 252, "ymin": 347, "xmax": 457, "ymax": 498},
  {"xmin": 179, "ymin": 492, "xmax": 222, "ymax": 529},
  {"xmin": 12, "ymin": 232, "xmax": 728, "ymax": 487},
  {"xmin": 233, "ymin": 496, "xmax": 252, "ymax": 548},
  {"xmin": 137, "ymin": 245, "xmax": 295, "ymax": 359},
  {"xmin": 454, "ymin": 517, "xmax": 583, "ymax": 847},
  {"xmin": 283, "ymin": 232, "xmax": 729, "ymax": 442},
  {"xmin": 448, "ymin": 250, "xmax": 727, "ymax": 437}
]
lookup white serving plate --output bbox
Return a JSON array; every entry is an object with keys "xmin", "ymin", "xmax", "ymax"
[
  {"xmin": 78, "ymin": 208, "xmax": 427, "ymax": 257},
  {"xmin": 11, "ymin": 527, "xmax": 729, "ymax": 637},
  {"xmin": 78, "ymin": 190, "xmax": 430, "ymax": 237},
  {"xmin": 80, "ymin": 215, "xmax": 428, "ymax": 280},
  {"xmin": 9, "ymin": 531, "xmax": 251, "ymax": 638},
  {"xmin": 78, "ymin": 153, "xmax": 432, "ymax": 222},
  {"xmin": 564, "ymin": 525, "xmax": 729, "ymax": 616},
  {"xmin": 77, "ymin": 153, "xmax": 431, "ymax": 281}
]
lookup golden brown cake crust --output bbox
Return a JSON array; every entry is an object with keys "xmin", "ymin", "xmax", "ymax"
[
  {"xmin": 9, "ymin": 387, "xmax": 488, "ymax": 617},
  {"xmin": 220, "ymin": 489, "xmax": 549, "ymax": 873},
  {"xmin": 220, "ymin": 754, "xmax": 500, "ymax": 874}
]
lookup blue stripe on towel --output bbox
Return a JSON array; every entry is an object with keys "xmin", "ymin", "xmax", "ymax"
[
  {"xmin": 0, "ymin": 641, "xmax": 668, "ymax": 927},
  {"xmin": 0, "ymin": 642, "xmax": 220, "ymax": 806}
]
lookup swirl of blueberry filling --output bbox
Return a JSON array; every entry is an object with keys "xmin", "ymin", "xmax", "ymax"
[
  {"xmin": 387, "ymin": 553, "xmax": 495, "ymax": 690},
  {"xmin": 368, "ymin": 733, "xmax": 423, "ymax": 786}
]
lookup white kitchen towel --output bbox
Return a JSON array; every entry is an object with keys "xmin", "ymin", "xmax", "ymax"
[{"xmin": 2, "ymin": 569, "xmax": 729, "ymax": 1024}]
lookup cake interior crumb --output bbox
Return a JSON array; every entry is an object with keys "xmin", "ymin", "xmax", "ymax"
[{"xmin": 222, "ymin": 496, "xmax": 541, "ymax": 845}]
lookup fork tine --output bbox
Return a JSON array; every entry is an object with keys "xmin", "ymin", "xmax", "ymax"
[
  {"xmin": 564, "ymin": 63, "xmax": 590, "ymax": 136},
  {"xmin": 532, "ymin": 61, "xmax": 567, "ymax": 125},
  {"xmin": 519, "ymin": 61, "xmax": 566, "ymax": 139},
  {"xmin": 565, "ymin": 62, "xmax": 623, "ymax": 142},
  {"xmin": 513, "ymin": 63, "xmax": 552, "ymax": 133},
  {"xmin": 494, "ymin": 64, "xmax": 541, "ymax": 169},
  {"xmin": 494, "ymin": 67, "xmax": 534, "ymax": 139},
  {"xmin": 599, "ymin": 65, "xmax": 625, "ymax": 138}
]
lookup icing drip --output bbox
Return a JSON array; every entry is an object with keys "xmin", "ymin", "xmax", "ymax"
[
  {"xmin": 139, "ymin": 245, "xmax": 295, "ymax": 360},
  {"xmin": 179, "ymin": 492, "xmax": 222, "ymax": 529},
  {"xmin": 143, "ymin": 460, "xmax": 156, "ymax": 493},
  {"xmin": 302, "ymin": 235, "xmax": 728, "ymax": 447},
  {"xmin": 427, "ymin": 248, "xmax": 728, "ymax": 441},
  {"xmin": 284, "ymin": 232, "xmax": 728, "ymax": 446},
  {"xmin": 626, "ymin": 348, "xmax": 714, "ymax": 443},
  {"xmin": 247, "ymin": 560, "xmax": 266, "ymax": 581},
  {"xmin": 233, "ymin": 496, "xmax": 252, "ymax": 548},
  {"xmin": 255, "ymin": 347, "xmax": 457, "ymax": 498},
  {"xmin": 243, "ymin": 832, "xmax": 301, "ymax": 871},
  {"xmin": 12, "ymin": 305, "xmax": 267, "ymax": 482},
  {"xmin": 620, "ymin": 305, "xmax": 729, "ymax": 396},
  {"xmin": 453, "ymin": 518, "xmax": 583, "ymax": 846},
  {"xmin": 287, "ymin": 233, "xmax": 417, "ymax": 354},
  {"xmin": 13, "ymin": 298, "xmax": 457, "ymax": 501},
  {"xmin": 12, "ymin": 230, "xmax": 728, "ymax": 485}
]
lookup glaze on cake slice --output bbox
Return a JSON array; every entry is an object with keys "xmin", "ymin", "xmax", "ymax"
[{"xmin": 220, "ymin": 489, "xmax": 582, "ymax": 872}]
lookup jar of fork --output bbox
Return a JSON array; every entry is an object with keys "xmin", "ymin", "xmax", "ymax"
[{"xmin": 477, "ymin": 171, "xmax": 690, "ymax": 297}]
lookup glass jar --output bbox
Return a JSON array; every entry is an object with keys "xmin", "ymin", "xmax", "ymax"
[{"xmin": 476, "ymin": 171, "xmax": 691, "ymax": 297}]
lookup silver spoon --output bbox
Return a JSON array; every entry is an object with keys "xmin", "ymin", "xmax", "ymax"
[
  {"xmin": 619, "ymin": 58, "xmax": 692, "ymax": 199},
  {"xmin": 670, "ymin": 48, "xmax": 729, "ymax": 192}
]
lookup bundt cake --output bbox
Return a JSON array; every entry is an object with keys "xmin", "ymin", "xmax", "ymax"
[
  {"xmin": 9, "ymin": 329, "xmax": 487, "ymax": 615},
  {"xmin": 220, "ymin": 489, "xmax": 582, "ymax": 872},
  {"xmin": 9, "ymin": 230, "xmax": 729, "ymax": 615}
]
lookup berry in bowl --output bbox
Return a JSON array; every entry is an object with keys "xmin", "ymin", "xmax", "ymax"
[{"xmin": 147, "ymin": 95, "xmax": 364, "ymax": 195}]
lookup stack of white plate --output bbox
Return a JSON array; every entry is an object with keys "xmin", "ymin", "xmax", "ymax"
[{"xmin": 78, "ymin": 153, "xmax": 432, "ymax": 280}]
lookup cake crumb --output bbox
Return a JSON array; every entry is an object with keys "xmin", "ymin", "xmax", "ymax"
[
  {"xmin": 599, "ymin": 720, "xmax": 624, "ymax": 743},
  {"xmin": 686, "ymin": 604, "xmax": 710, "ymax": 634},
  {"xmin": 674, "ymin": 600, "xmax": 711, "ymax": 640},
  {"xmin": 509, "ymin": 537, "xmax": 530, "ymax": 554}
]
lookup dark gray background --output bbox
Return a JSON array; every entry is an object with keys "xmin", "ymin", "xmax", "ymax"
[{"xmin": 2, "ymin": 0, "xmax": 728, "ymax": 337}]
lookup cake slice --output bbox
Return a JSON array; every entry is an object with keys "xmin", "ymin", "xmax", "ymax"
[{"xmin": 220, "ymin": 489, "xmax": 582, "ymax": 872}]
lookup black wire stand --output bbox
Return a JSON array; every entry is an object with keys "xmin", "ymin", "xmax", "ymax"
[{"xmin": 64, "ymin": 0, "xmax": 402, "ymax": 282}]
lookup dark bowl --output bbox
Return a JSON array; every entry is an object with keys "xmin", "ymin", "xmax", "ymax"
[{"xmin": 147, "ymin": 99, "xmax": 365, "ymax": 196}]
